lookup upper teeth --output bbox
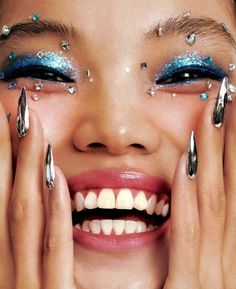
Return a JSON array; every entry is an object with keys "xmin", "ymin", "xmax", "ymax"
[{"xmin": 74, "ymin": 188, "xmax": 169, "ymax": 217}]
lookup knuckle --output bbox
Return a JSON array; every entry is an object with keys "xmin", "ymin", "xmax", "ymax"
[{"xmin": 44, "ymin": 234, "xmax": 73, "ymax": 255}]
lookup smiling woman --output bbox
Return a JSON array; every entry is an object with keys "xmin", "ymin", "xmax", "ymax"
[{"xmin": 0, "ymin": 1, "xmax": 235, "ymax": 289}]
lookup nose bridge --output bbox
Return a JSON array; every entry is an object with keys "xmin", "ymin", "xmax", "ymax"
[{"xmin": 73, "ymin": 63, "xmax": 161, "ymax": 154}]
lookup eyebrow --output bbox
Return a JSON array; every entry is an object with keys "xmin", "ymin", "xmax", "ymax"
[
  {"xmin": 0, "ymin": 17, "xmax": 235, "ymax": 49},
  {"xmin": 147, "ymin": 16, "xmax": 236, "ymax": 49}
]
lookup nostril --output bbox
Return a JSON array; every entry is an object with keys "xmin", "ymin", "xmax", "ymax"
[
  {"xmin": 130, "ymin": 143, "xmax": 145, "ymax": 149},
  {"xmin": 88, "ymin": 142, "xmax": 107, "ymax": 149}
]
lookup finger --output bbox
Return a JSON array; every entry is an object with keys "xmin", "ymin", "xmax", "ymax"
[
  {"xmin": 196, "ymin": 98, "xmax": 225, "ymax": 288},
  {"xmin": 0, "ymin": 104, "xmax": 14, "ymax": 288},
  {"xmin": 164, "ymin": 154, "xmax": 200, "ymax": 289},
  {"xmin": 223, "ymin": 101, "xmax": 236, "ymax": 287},
  {"xmin": 43, "ymin": 167, "xmax": 75, "ymax": 289},
  {"xmin": 9, "ymin": 109, "xmax": 45, "ymax": 289}
]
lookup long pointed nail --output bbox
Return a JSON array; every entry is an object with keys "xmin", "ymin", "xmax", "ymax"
[
  {"xmin": 186, "ymin": 131, "xmax": 198, "ymax": 179},
  {"xmin": 212, "ymin": 77, "xmax": 228, "ymax": 128},
  {"xmin": 16, "ymin": 87, "xmax": 29, "ymax": 137},
  {"xmin": 45, "ymin": 144, "xmax": 55, "ymax": 189}
]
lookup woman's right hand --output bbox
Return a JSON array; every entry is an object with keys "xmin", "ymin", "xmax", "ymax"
[{"xmin": 0, "ymin": 103, "xmax": 77, "ymax": 289}]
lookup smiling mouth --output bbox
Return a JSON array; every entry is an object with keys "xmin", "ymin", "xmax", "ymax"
[{"xmin": 71, "ymin": 188, "xmax": 170, "ymax": 236}]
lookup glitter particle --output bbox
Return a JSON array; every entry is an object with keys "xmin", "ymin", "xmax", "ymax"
[
  {"xmin": 36, "ymin": 51, "xmax": 45, "ymax": 59},
  {"xmin": 2, "ymin": 25, "xmax": 10, "ymax": 36},
  {"xmin": 31, "ymin": 94, "xmax": 40, "ymax": 101},
  {"xmin": 8, "ymin": 80, "xmax": 17, "ymax": 89},
  {"xmin": 68, "ymin": 86, "xmax": 77, "ymax": 94},
  {"xmin": 60, "ymin": 40, "xmax": 70, "ymax": 51},
  {"xmin": 147, "ymin": 86, "xmax": 157, "ymax": 97},
  {"xmin": 186, "ymin": 33, "xmax": 196, "ymax": 45},
  {"xmin": 124, "ymin": 67, "xmax": 130, "ymax": 73},
  {"xmin": 32, "ymin": 13, "xmax": 40, "ymax": 22},
  {"xmin": 172, "ymin": 93, "xmax": 177, "ymax": 98},
  {"xmin": 229, "ymin": 63, "xmax": 236, "ymax": 71},
  {"xmin": 200, "ymin": 92, "xmax": 209, "ymax": 101},
  {"xmin": 9, "ymin": 52, "xmax": 16, "ymax": 61},
  {"xmin": 140, "ymin": 62, "xmax": 148, "ymax": 70},
  {"xmin": 227, "ymin": 94, "xmax": 233, "ymax": 103}
]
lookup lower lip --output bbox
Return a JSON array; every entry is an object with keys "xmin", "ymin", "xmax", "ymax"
[{"xmin": 73, "ymin": 219, "xmax": 170, "ymax": 253}]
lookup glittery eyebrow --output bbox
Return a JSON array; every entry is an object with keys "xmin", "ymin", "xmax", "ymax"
[
  {"xmin": 146, "ymin": 16, "xmax": 236, "ymax": 50},
  {"xmin": 0, "ymin": 20, "xmax": 78, "ymax": 46}
]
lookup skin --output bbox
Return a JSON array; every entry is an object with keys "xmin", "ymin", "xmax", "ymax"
[{"xmin": 0, "ymin": 0, "xmax": 235, "ymax": 288}]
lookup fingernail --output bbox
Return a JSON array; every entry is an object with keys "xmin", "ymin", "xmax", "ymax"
[
  {"xmin": 16, "ymin": 87, "xmax": 29, "ymax": 137},
  {"xmin": 45, "ymin": 144, "xmax": 55, "ymax": 189},
  {"xmin": 186, "ymin": 131, "xmax": 198, "ymax": 179},
  {"xmin": 212, "ymin": 77, "xmax": 228, "ymax": 128}
]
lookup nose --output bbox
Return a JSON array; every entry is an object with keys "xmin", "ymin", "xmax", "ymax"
[{"xmin": 72, "ymin": 81, "xmax": 161, "ymax": 155}]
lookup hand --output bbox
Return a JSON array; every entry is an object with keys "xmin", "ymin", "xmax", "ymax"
[
  {"xmin": 0, "ymin": 104, "xmax": 77, "ymax": 289},
  {"xmin": 164, "ymin": 95, "xmax": 235, "ymax": 289}
]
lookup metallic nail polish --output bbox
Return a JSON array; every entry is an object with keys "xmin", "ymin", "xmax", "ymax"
[
  {"xmin": 45, "ymin": 144, "xmax": 55, "ymax": 189},
  {"xmin": 186, "ymin": 131, "xmax": 198, "ymax": 179},
  {"xmin": 212, "ymin": 77, "xmax": 228, "ymax": 128},
  {"xmin": 16, "ymin": 87, "xmax": 29, "ymax": 137}
]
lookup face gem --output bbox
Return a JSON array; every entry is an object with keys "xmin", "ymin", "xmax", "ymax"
[
  {"xmin": 32, "ymin": 13, "xmax": 40, "ymax": 22},
  {"xmin": 124, "ymin": 67, "xmax": 130, "ymax": 73},
  {"xmin": 157, "ymin": 25, "xmax": 163, "ymax": 37},
  {"xmin": 9, "ymin": 52, "xmax": 16, "ymax": 61},
  {"xmin": 31, "ymin": 94, "xmax": 40, "ymax": 101},
  {"xmin": 85, "ymin": 69, "xmax": 91, "ymax": 78},
  {"xmin": 182, "ymin": 11, "xmax": 192, "ymax": 17},
  {"xmin": 140, "ymin": 62, "xmax": 148, "ymax": 70},
  {"xmin": 36, "ymin": 51, "xmax": 45, "ymax": 59},
  {"xmin": 147, "ymin": 86, "xmax": 157, "ymax": 97},
  {"xmin": 172, "ymin": 93, "xmax": 177, "ymax": 98},
  {"xmin": 228, "ymin": 84, "xmax": 236, "ymax": 93},
  {"xmin": 228, "ymin": 63, "xmax": 236, "ymax": 71},
  {"xmin": 226, "ymin": 94, "xmax": 233, "ymax": 103},
  {"xmin": 204, "ymin": 56, "xmax": 213, "ymax": 64},
  {"xmin": 8, "ymin": 80, "xmax": 17, "ymax": 89},
  {"xmin": 60, "ymin": 40, "xmax": 70, "ymax": 51},
  {"xmin": 200, "ymin": 92, "xmax": 209, "ymax": 101},
  {"xmin": 206, "ymin": 80, "xmax": 212, "ymax": 90},
  {"xmin": 6, "ymin": 113, "xmax": 11, "ymax": 122},
  {"xmin": 186, "ymin": 33, "xmax": 196, "ymax": 45},
  {"xmin": 221, "ymin": 23, "xmax": 229, "ymax": 33},
  {"xmin": 68, "ymin": 86, "xmax": 77, "ymax": 94},
  {"xmin": 2, "ymin": 25, "xmax": 11, "ymax": 36},
  {"xmin": 35, "ymin": 81, "xmax": 44, "ymax": 91}
]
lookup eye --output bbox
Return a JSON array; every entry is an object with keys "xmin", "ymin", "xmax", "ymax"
[
  {"xmin": 3, "ymin": 65, "xmax": 75, "ymax": 83},
  {"xmin": 155, "ymin": 66, "xmax": 224, "ymax": 85}
]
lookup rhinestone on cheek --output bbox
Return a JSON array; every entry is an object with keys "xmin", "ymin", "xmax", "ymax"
[
  {"xmin": 228, "ymin": 63, "xmax": 236, "ymax": 71},
  {"xmin": 68, "ymin": 86, "xmax": 77, "ymax": 94}
]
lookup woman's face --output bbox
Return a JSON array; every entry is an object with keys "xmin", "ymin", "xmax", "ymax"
[{"xmin": 0, "ymin": 0, "xmax": 235, "ymax": 288}]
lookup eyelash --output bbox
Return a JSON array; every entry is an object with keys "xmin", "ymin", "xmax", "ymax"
[
  {"xmin": 3, "ymin": 65, "xmax": 75, "ymax": 83},
  {"xmin": 155, "ymin": 66, "xmax": 224, "ymax": 85}
]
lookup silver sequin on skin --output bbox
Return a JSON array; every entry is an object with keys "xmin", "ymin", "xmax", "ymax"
[
  {"xmin": 60, "ymin": 40, "xmax": 70, "ymax": 51},
  {"xmin": 186, "ymin": 33, "xmax": 196, "ymax": 45}
]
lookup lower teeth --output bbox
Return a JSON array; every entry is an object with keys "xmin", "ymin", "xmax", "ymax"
[{"xmin": 75, "ymin": 219, "xmax": 157, "ymax": 235}]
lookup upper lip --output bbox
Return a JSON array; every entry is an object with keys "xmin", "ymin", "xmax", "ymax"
[{"xmin": 67, "ymin": 169, "xmax": 171, "ymax": 199}]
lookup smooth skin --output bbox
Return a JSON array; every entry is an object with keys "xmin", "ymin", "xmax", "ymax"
[{"xmin": 0, "ymin": 0, "xmax": 235, "ymax": 288}]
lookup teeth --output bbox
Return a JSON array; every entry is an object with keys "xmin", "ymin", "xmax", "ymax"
[
  {"xmin": 134, "ymin": 191, "xmax": 147, "ymax": 211},
  {"xmin": 84, "ymin": 191, "xmax": 97, "ymax": 209},
  {"xmin": 116, "ymin": 188, "xmax": 134, "ymax": 209},
  {"xmin": 74, "ymin": 192, "xmax": 84, "ymax": 212},
  {"xmin": 79, "ymin": 220, "xmax": 157, "ymax": 235},
  {"xmin": 97, "ymin": 188, "xmax": 115, "ymax": 209},
  {"xmin": 73, "ymin": 188, "xmax": 169, "ymax": 217},
  {"xmin": 101, "ymin": 219, "xmax": 113, "ymax": 235},
  {"xmin": 113, "ymin": 220, "xmax": 126, "ymax": 235}
]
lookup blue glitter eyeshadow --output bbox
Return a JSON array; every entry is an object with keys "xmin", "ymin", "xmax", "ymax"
[
  {"xmin": 1, "ymin": 51, "xmax": 78, "ymax": 80},
  {"xmin": 158, "ymin": 53, "xmax": 226, "ymax": 81}
]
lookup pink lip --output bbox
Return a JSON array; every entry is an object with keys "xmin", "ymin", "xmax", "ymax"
[
  {"xmin": 67, "ymin": 169, "xmax": 171, "ymax": 252},
  {"xmin": 67, "ymin": 169, "xmax": 170, "ymax": 198}
]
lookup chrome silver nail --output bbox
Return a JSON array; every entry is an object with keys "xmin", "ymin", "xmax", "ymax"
[
  {"xmin": 186, "ymin": 131, "xmax": 198, "ymax": 179},
  {"xmin": 16, "ymin": 87, "xmax": 29, "ymax": 137},
  {"xmin": 45, "ymin": 144, "xmax": 55, "ymax": 190},
  {"xmin": 212, "ymin": 77, "xmax": 228, "ymax": 128}
]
